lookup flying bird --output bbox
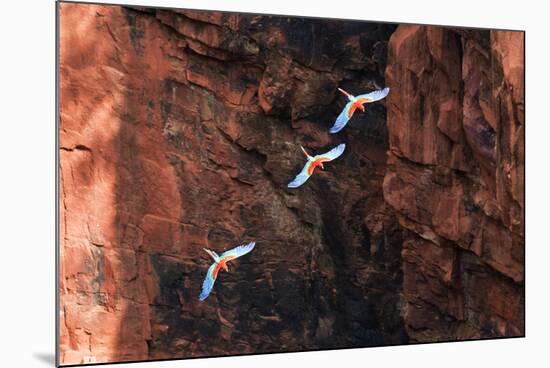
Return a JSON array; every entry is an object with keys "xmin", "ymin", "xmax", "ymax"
[
  {"xmin": 329, "ymin": 87, "xmax": 390, "ymax": 134},
  {"xmin": 287, "ymin": 144, "xmax": 346, "ymax": 188},
  {"xmin": 199, "ymin": 241, "xmax": 256, "ymax": 301}
]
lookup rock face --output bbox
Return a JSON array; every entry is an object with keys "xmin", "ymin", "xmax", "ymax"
[
  {"xmin": 58, "ymin": 3, "xmax": 524, "ymax": 366},
  {"xmin": 58, "ymin": 3, "xmax": 404, "ymax": 365},
  {"xmin": 384, "ymin": 25, "xmax": 524, "ymax": 341}
]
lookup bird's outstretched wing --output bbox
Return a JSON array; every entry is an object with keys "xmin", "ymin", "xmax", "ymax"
[
  {"xmin": 203, "ymin": 248, "xmax": 220, "ymax": 262},
  {"xmin": 329, "ymin": 102, "xmax": 356, "ymax": 134},
  {"xmin": 316, "ymin": 143, "xmax": 346, "ymax": 162},
  {"xmin": 288, "ymin": 161, "xmax": 314, "ymax": 188},
  {"xmin": 355, "ymin": 87, "xmax": 390, "ymax": 105},
  {"xmin": 199, "ymin": 262, "xmax": 218, "ymax": 301},
  {"xmin": 220, "ymin": 242, "xmax": 256, "ymax": 260}
]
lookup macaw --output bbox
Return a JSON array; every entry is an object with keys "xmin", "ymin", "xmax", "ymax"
[
  {"xmin": 199, "ymin": 241, "xmax": 256, "ymax": 301},
  {"xmin": 287, "ymin": 143, "xmax": 346, "ymax": 188},
  {"xmin": 329, "ymin": 87, "xmax": 390, "ymax": 133}
]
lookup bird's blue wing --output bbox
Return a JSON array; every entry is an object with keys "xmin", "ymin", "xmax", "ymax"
[
  {"xmin": 199, "ymin": 262, "xmax": 218, "ymax": 301},
  {"xmin": 355, "ymin": 87, "xmax": 390, "ymax": 103},
  {"xmin": 288, "ymin": 161, "xmax": 313, "ymax": 188},
  {"xmin": 317, "ymin": 143, "xmax": 346, "ymax": 162},
  {"xmin": 329, "ymin": 102, "xmax": 354, "ymax": 134},
  {"xmin": 220, "ymin": 242, "xmax": 256, "ymax": 260}
]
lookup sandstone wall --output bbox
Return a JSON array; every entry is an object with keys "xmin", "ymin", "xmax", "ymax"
[
  {"xmin": 384, "ymin": 25, "xmax": 524, "ymax": 341},
  {"xmin": 59, "ymin": 4, "xmax": 524, "ymax": 365},
  {"xmin": 59, "ymin": 3, "xmax": 405, "ymax": 365}
]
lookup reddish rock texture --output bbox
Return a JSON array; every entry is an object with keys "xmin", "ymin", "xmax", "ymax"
[
  {"xmin": 58, "ymin": 3, "xmax": 524, "ymax": 366},
  {"xmin": 384, "ymin": 25, "xmax": 524, "ymax": 341},
  {"xmin": 59, "ymin": 3, "xmax": 403, "ymax": 365}
]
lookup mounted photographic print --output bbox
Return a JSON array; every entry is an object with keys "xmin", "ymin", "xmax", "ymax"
[{"xmin": 56, "ymin": 0, "xmax": 525, "ymax": 366}]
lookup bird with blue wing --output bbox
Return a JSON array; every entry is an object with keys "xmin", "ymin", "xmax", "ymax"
[
  {"xmin": 329, "ymin": 87, "xmax": 390, "ymax": 133},
  {"xmin": 287, "ymin": 144, "xmax": 346, "ymax": 188},
  {"xmin": 199, "ymin": 241, "xmax": 256, "ymax": 301}
]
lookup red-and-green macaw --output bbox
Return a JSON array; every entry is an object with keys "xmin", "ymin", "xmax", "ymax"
[
  {"xmin": 287, "ymin": 143, "xmax": 346, "ymax": 188},
  {"xmin": 329, "ymin": 87, "xmax": 390, "ymax": 133},
  {"xmin": 199, "ymin": 241, "xmax": 256, "ymax": 301}
]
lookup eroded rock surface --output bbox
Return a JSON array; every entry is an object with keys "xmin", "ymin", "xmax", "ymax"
[
  {"xmin": 59, "ymin": 4, "xmax": 524, "ymax": 365},
  {"xmin": 384, "ymin": 25, "xmax": 524, "ymax": 341},
  {"xmin": 59, "ymin": 4, "xmax": 405, "ymax": 365}
]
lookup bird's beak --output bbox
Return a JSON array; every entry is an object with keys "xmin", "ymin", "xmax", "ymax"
[
  {"xmin": 338, "ymin": 88, "xmax": 351, "ymax": 98},
  {"xmin": 224, "ymin": 264, "xmax": 229, "ymax": 272},
  {"xmin": 320, "ymin": 163, "xmax": 325, "ymax": 170}
]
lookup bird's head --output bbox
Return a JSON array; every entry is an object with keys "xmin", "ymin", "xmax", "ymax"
[
  {"xmin": 338, "ymin": 87, "xmax": 351, "ymax": 98},
  {"xmin": 300, "ymin": 145, "xmax": 312, "ymax": 160}
]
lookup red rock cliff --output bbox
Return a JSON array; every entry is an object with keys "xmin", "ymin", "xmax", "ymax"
[
  {"xmin": 59, "ymin": 3, "xmax": 404, "ymax": 365},
  {"xmin": 58, "ymin": 3, "xmax": 524, "ymax": 365},
  {"xmin": 384, "ymin": 25, "xmax": 524, "ymax": 341}
]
